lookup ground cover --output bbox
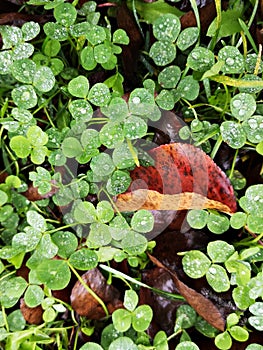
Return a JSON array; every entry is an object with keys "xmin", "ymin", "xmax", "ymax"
[{"xmin": 0, "ymin": 0, "xmax": 263, "ymax": 349}]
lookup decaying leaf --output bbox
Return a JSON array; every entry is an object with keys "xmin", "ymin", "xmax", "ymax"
[
  {"xmin": 148, "ymin": 254, "xmax": 225, "ymax": 331},
  {"xmin": 115, "ymin": 189, "xmax": 232, "ymax": 213},
  {"xmin": 70, "ymin": 268, "xmax": 123, "ymax": 318},
  {"xmin": 116, "ymin": 143, "xmax": 237, "ymax": 213}
]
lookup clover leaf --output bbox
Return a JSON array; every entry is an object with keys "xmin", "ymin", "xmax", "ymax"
[
  {"xmin": 29, "ymin": 166, "xmax": 52, "ymax": 195},
  {"xmin": 11, "ymin": 58, "xmax": 36, "ymax": 84},
  {"xmin": 182, "ymin": 250, "xmax": 211, "ymax": 279},
  {"xmin": 73, "ymin": 201, "xmax": 97, "ymax": 224},
  {"xmin": 177, "ymin": 27, "xmax": 199, "ymax": 51},
  {"xmin": 81, "ymin": 46, "xmax": 97, "ymax": 70},
  {"xmin": 88, "ymin": 83, "xmax": 111, "ymax": 106},
  {"xmin": 23, "ymin": 21, "xmax": 40, "ymax": 40},
  {"xmin": 68, "ymin": 75, "xmax": 90, "ymax": 98},
  {"xmin": 44, "ymin": 22, "xmax": 68, "ymax": 41},
  {"xmin": 242, "ymin": 115, "xmax": 263, "ymax": 143},
  {"xmin": 230, "ymin": 93, "xmax": 256, "ymax": 121},
  {"xmin": 99, "ymin": 122, "xmax": 124, "ymax": 148},
  {"xmin": 90, "ymin": 153, "xmax": 115, "ymax": 176},
  {"xmin": 33, "ymin": 66, "xmax": 55, "ymax": 92},
  {"xmin": 187, "ymin": 47, "xmax": 215, "ymax": 72},
  {"xmin": 52, "ymin": 231, "xmax": 78, "ymax": 259},
  {"xmin": 130, "ymin": 210, "xmax": 154, "ymax": 233},
  {"xmin": 149, "ymin": 40, "xmax": 176, "ymax": 66},
  {"xmin": 24, "ymin": 285, "xmax": 44, "ymax": 307},
  {"xmin": 11, "ymin": 85, "xmax": 38, "ymax": 109},
  {"xmin": 153, "ymin": 14, "xmax": 181, "ymax": 42},
  {"xmin": 158, "ymin": 65, "xmax": 181, "ymax": 89},
  {"xmin": 69, "ymin": 249, "xmax": 98, "ymax": 270},
  {"xmin": 54, "ymin": 2, "xmax": 77, "ymax": 26},
  {"xmin": 36, "ymin": 259, "xmax": 71, "ymax": 290},
  {"xmin": 113, "ymin": 29, "xmax": 129, "ymax": 45},
  {"xmin": 218, "ymin": 46, "xmax": 245, "ymax": 74},
  {"xmin": 10, "ymin": 135, "xmax": 31, "ymax": 158},
  {"xmin": 106, "ymin": 170, "xmax": 131, "ymax": 195},
  {"xmin": 220, "ymin": 121, "xmax": 246, "ymax": 149}
]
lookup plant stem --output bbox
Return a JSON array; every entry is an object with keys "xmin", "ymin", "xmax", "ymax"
[
  {"xmin": 127, "ymin": 138, "xmax": 140, "ymax": 166},
  {"xmin": 229, "ymin": 149, "xmax": 239, "ymax": 179},
  {"xmin": 210, "ymin": 134, "xmax": 223, "ymax": 159},
  {"xmin": 68, "ymin": 263, "xmax": 109, "ymax": 317}
]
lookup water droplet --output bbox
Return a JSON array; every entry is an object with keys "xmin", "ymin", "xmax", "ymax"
[
  {"xmin": 132, "ymin": 97, "xmax": 140, "ymax": 104},
  {"xmin": 232, "ymin": 99, "xmax": 241, "ymax": 108},
  {"xmin": 248, "ymin": 119, "xmax": 257, "ymax": 129},
  {"xmin": 226, "ymin": 57, "xmax": 235, "ymax": 66}
]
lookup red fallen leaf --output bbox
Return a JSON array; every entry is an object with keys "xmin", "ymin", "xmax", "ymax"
[
  {"xmin": 116, "ymin": 143, "xmax": 237, "ymax": 214},
  {"xmin": 148, "ymin": 254, "xmax": 225, "ymax": 331}
]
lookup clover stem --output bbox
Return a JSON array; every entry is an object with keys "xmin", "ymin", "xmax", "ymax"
[
  {"xmin": 240, "ymin": 30, "xmax": 247, "ymax": 58},
  {"xmin": 47, "ymin": 223, "xmax": 80, "ymax": 234},
  {"xmin": 247, "ymin": 0, "xmax": 259, "ymax": 30},
  {"xmin": 100, "ymin": 264, "xmax": 185, "ymax": 301},
  {"xmin": 101, "ymin": 188, "xmax": 123, "ymax": 217},
  {"xmin": 68, "ymin": 263, "xmax": 109, "ymax": 317},
  {"xmin": 3, "ymin": 143, "xmax": 19, "ymax": 176},
  {"xmin": 251, "ymin": 231, "xmax": 263, "ymax": 244},
  {"xmin": 127, "ymin": 138, "xmax": 140, "ymax": 167},
  {"xmin": 194, "ymin": 128, "xmax": 220, "ymax": 146},
  {"xmin": 182, "ymin": 99, "xmax": 198, "ymax": 119},
  {"xmin": 44, "ymin": 106, "xmax": 55, "ymax": 128},
  {"xmin": 0, "ymin": 125, "xmax": 4, "ymax": 140},
  {"xmin": 229, "ymin": 149, "xmax": 239, "ymax": 180},
  {"xmin": 254, "ymin": 44, "xmax": 262, "ymax": 76},
  {"xmin": 167, "ymin": 329, "xmax": 183, "ymax": 342},
  {"xmin": 189, "ymin": 0, "xmax": 201, "ymax": 35},
  {"xmin": 33, "ymin": 91, "xmax": 61, "ymax": 115},
  {"xmin": 1, "ymin": 307, "xmax": 8, "ymax": 332},
  {"xmin": 210, "ymin": 134, "xmax": 223, "ymax": 159},
  {"xmin": 73, "ymin": 328, "xmax": 80, "ymax": 350}
]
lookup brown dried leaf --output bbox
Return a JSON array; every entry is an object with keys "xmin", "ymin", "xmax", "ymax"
[
  {"xmin": 116, "ymin": 2, "xmax": 144, "ymax": 85},
  {"xmin": 148, "ymin": 254, "xmax": 225, "ymax": 331},
  {"xmin": 20, "ymin": 298, "xmax": 43, "ymax": 325},
  {"xmin": 0, "ymin": 12, "xmax": 52, "ymax": 26},
  {"xmin": 22, "ymin": 183, "xmax": 57, "ymax": 201},
  {"xmin": 70, "ymin": 268, "xmax": 122, "ymax": 318}
]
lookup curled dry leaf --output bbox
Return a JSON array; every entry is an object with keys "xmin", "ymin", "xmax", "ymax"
[
  {"xmin": 70, "ymin": 268, "xmax": 123, "ymax": 318},
  {"xmin": 148, "ymin": 254, "xmax": 225, "ymax": 331},
  {"xmin": 116, "ymin": 143, "xmax": 237, "ymax": 214}
]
